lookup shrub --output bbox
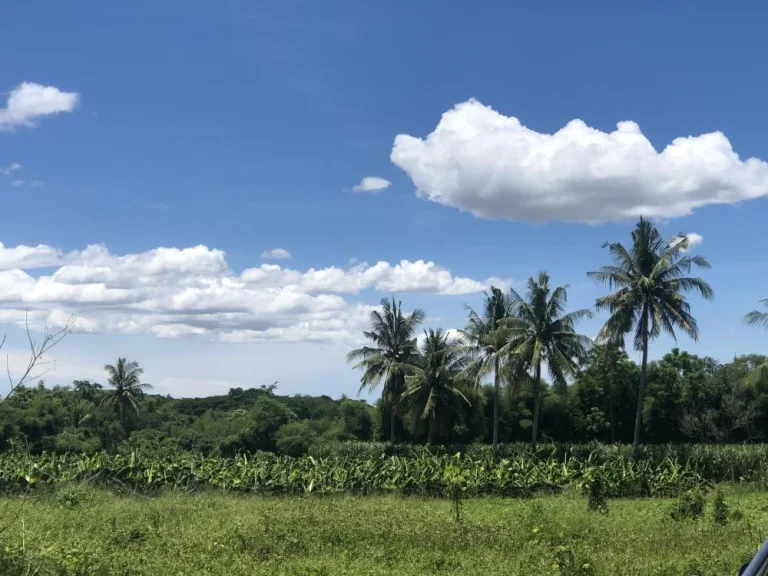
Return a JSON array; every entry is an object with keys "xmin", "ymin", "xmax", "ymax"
[
  {"xmin": 712, "ymin": 489, "xmax": 729, "ymax": 525},
  {"xmin": 670, "ymin": 488, "xmax": 705, "ymax": 521}
]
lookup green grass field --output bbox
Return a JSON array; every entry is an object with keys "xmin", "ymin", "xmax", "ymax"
[{"xmin": 1, "ymin": 486, "xmax": 766, "ymax": 575}]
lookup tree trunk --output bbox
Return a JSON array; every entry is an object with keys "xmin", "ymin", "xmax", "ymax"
[
  {"xmin": 609, "ymin": 394, "xmax": 615, "ymax": 444},
  {"xmin": 605, "ymin": 346, "xmax": 616, "ymax": 443},
  {"xmin": 633, "ymin": 308, "xmax": 650, "ymax": 457},
  {"xmin": 492, "ymin": 355, "xmax": 500, "ymax": 457},
  {"xmin": 531, "ymin": 361, "xmax": 542, "ymax": 449},
  {"xmin": 390, "ymin": 406, "xmax": 396, "ymax": 444},
  {"xmin": 427, "ymin": 417, "xmax": 434, "ymax": 447}
]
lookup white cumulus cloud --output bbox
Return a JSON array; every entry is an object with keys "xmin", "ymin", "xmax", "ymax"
[
  {"xmin": 261, "ymin": 248, "xmax": 292, "ymax": 260},
  {"xmin": 0, "ymin": 241, "xmax": 499, "ymax": 344},
  {"xmin": 683, "ymin": 232, "xmax": 703, "ymax": 250},
  {"xmin": 671, "ymin": 232, "xmax": 703, "ymax": 252},
  {"xmin": 0, "ymin": 82, "xmax": 79, "ymax": 130},
  {"xmin": 391, "ymin": 99, "xmax": 768, "ymax": 223},
  {"xmin": 0, "ymin": 242, "xmax": 62, "ymax": 270},
  {"xmin": 352, "ymin": 176, "xmax": 391, "ymax": 193}
]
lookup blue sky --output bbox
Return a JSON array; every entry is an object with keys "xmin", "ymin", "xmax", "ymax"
[{"xmin": 1, "ymin": 1, "xmax": 767, "ymax": 399}]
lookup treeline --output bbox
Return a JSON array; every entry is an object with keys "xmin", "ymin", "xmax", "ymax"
[
  {"xmin": 0, "ymin": 346, "xmax": 766, "ymax": 458},
  {"xmin": 1, "ymin": 217, "xmax": 767, "ymax": 458}
]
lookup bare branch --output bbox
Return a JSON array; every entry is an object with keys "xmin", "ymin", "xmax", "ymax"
[{"xmin": 1, "ymin": 312, "xmax": 75, "ymax": 403}]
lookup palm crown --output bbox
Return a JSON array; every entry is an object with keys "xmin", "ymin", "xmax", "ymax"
[{"xmin": 588, "ymin": 218, "xmax": 713, "ymax": 348}]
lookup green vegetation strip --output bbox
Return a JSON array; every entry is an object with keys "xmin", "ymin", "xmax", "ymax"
[
  {"xmin": 0, "ymin": 448, "xmax": 740, "ymax": 497},
  {"xmin": 0, "ymin": 486, "xmax": 765, "ymax": 575}
]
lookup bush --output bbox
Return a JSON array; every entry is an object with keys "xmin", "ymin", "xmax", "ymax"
[
  {"xmin": 712, "ymin": 489, "xmax": 729, "ymax": 525},
  {"xmin": 585, "ymin": 472, "xmax": 608, "ymax": 514},
  {"xmin": 670, "ymin": 488, "xmax": 705, "ymax": 521},
  {"xmin": 55, "ymin": 483, "xmax": 92, "ymax": 509}
]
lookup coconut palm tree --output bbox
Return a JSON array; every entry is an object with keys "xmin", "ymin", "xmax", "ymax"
[
  {"xmin": 588, "ymin": 218, "xmax": 713, "ymax": 453},
  {"xmin": 100, "ymin": 358, "xmax": 152, "ymax": 424},
  {"xmin": 504, "ymin": 272, "xmax": 593, "ymax": 448},
  {"xmin": 401, "ymin": 329, "xmax": 471, "ymax": 445},
  {"xmin": 461, "ymin": 286, "xmax": 513, "ymax": 456},
  {"xmin": 743, "ymin": 300, "xmax": 768, "ymax": 385},
  {"xmin": 347, "ymin": 297, "xmax": 426, "ymax": 443}
]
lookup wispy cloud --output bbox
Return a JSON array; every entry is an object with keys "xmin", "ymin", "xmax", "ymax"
[
  {"xmin": 261, "ymin": 248, "xmax": 292, "ymax": 260},
  {"xmin": 0, "ymin": 162, "xmax": 21, "ymax": 175},
  {"xmin": 9, "ymin": 179, "xmax": 23, "ymax": 187}
]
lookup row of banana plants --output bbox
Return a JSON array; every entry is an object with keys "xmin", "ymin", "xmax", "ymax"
[
  {"xmin": 309, "ymin": 441, "xmax": 768, "ymax": 483},
  {"xmin": 0, "ymin": 450, "xmax": 709, "ymax": 497}
]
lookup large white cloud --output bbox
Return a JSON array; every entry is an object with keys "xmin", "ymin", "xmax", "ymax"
[
  {"xmin": 0, "ymin": 241, "xmax": 503, "ymax": 344},
  {"xmin": 391, "ymin": 99, "xmax": 768, "ymax": 223},
  {"xmin": 0, "ymin": 82, "xmax": 79, "ymax": 130}
]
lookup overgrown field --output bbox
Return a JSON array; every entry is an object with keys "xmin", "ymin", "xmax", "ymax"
[
  {"xmin": 3, "ymin": 443, "xmax": 768, "ymax": 497},
  {"xmin": 0, "ymin": 486, "xmax": 765, "ymax": 575}
]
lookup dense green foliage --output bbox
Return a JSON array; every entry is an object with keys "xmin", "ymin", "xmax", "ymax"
[{"xmin": 0, "ymin": 488, "xmax": 763, "ymax": 575}]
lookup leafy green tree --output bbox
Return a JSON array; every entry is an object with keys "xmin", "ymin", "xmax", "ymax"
[
  {"xmin": 100, "ymin": 358, "xmax": 152, "ymax": 425},
  {"xmin": 505, "ymin": 271, "xmax": 592, "ymax": 448},
  {"xmin": 402, "ymin": 329, "xmax": 471, "ymax": 445},
  {"xmin": 347, "ymin": 297, "xmax": 425, "ymax": 443},
  {"xmin": 461, "ymin": 286, "xmax": 513, "ymax": 456},
  {"xmin": 276, "ymin": 421, "xmax": 318, "ymax": 457},
  {"xmin": 588, "ymin": 218, "xmax": 713, "ymax": 453},
  {"xmin": 219, "ymin": 396, "xmax": 295, "ymax": 456},
  {"xmin": 339, "ymin": 400, "xmax": 374, "ymax": 440}
]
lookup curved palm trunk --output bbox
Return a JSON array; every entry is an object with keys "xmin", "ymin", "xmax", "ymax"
[
  {"xmin": 427, "ymin": 416, "xmax": 434, "ymax": 447},
  {"xmin": 531, "ymin": 361, "xmax": 542, "ymax": 449},
  {"xmin": 492, "ymin": 356, "xmax": 500, "ymax": 457},
  {"xmin": 633, "ymin": 308, "xmax": 650, "ymax": 456}
]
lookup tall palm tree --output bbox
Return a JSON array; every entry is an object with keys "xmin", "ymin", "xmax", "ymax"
[
  {"xmin": 461, "ymin": 286, "xmax": 513, "ymax": 456},
  {"xmin": 347, "ymin": 297, "xmax": 426, "ymax": 443},
  {"xmin": 743, "ymin": 300, "xmax": 768, "ymax": 385},
  {"xmin": 588, "ymin": 218, "xmax": 713, "ymax": 453},
  {"xmin": 505, "ymin": 272, "xmax": 593, "ymax": 448},
  {"xmin": 401, "ymin": 329, "xmax": 471, "ymax": 445},
  {"xmin": 100, "ymin": 358, "xmax": 152, "ymax": 424}
]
